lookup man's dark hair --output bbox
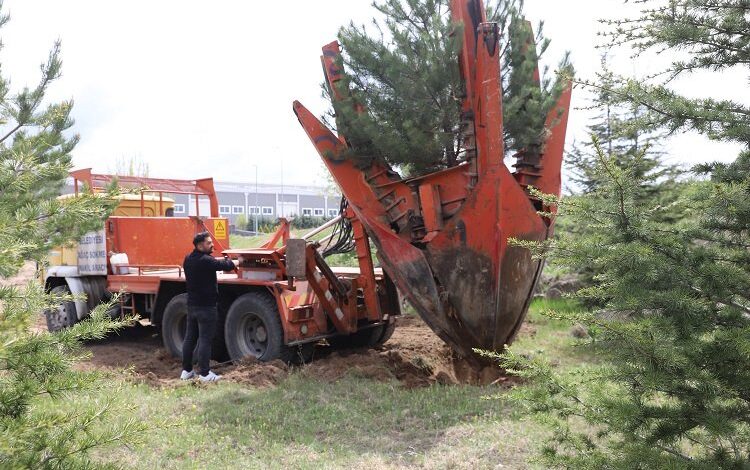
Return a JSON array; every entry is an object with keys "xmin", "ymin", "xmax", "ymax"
[{"xmin": 193, "ymin": 231, "xmax": 211, "ymax": 246}]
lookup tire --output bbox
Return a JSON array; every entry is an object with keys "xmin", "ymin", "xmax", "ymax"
[
  {"xmin": 103, "ymin": 292, "xmax": 122, "ymax": 319},
  {"xmin": 45, "ymin": 285, "xmax": 78, "ymax": 332},
  {"xmin": 224, "ymin": 292, "xmax": 295, "ymax": 363},
  {"xmin": 161, "ymin": 294, "xmax": 193, "ymax": 360},
  {"xmin": 331, "ymin": 318, "xmax": 396, "ymax": 349},
  {"xmin": 161, "ymin": 294, "xmax": 228, "ymax": 362},
  {"xmin": 374, "ymin": 318, "xmax": 396, "ymax": 345}
]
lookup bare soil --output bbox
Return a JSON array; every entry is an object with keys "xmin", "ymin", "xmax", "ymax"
[
  {"xmin": 0, "ymin": 261, "xmax": 37, "ymax": 289},
  {"xmin": 75, "ymin": 315, "xmax": 520, "ymax": 389}
]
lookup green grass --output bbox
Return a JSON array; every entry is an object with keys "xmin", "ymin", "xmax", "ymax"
[
  {"xmin": 42, "ymin": 298, "xmax": 588, "ymax": 469},
  {"xmin": 230, "ymin": 228, "xmax": 334, "ymax": 250},
  {"xmin": 229, "ymin": 233, "xmax": 269, "ymax": 249},
  {"xmin": 78, "ymin": 377, "xmax": 546, "ymax": 469},
  {"xmin": 513, "ymin": 298, "xmax": 595, "ymax": 368}
]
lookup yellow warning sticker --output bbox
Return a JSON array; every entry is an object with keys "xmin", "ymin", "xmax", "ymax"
[{"xmin": 214, "ymin": 219, "xmax": 227, "ymax": 239}]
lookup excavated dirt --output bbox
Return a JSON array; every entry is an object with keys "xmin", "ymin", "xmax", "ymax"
[
  {"xmin": 75, "ymin": 315, "xmax": 523, "ymax": 389},
  {"xmin": 0, "ymin": 261, "xmax": 37, "ymax": 289}
]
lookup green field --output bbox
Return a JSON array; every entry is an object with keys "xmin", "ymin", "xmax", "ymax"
[{"xmin": 42, "ymin": 298, "xmax": 586, "ymax": 469}]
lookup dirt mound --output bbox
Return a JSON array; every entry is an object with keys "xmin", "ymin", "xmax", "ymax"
[
  {"xmin": 75, "ymin": 325, "xmax": 184, "ymax": 387},
  {"xmin": 0, "ymin": 261, "xmax": 36, "ymax": 287},
  {"xmin": 366, "ymin": 315, "xmax": 514, "ymax": 387},
  {"xmin": 221, "ymin": 358, "xmax": 290, "ymax": 388},
  {"xmin": 209, "ymin": 314, "xmax": 514, "ymax": 389},
  {"xmin": 75, "ymin": 315, "xmax": 517, "ymax": 389}
]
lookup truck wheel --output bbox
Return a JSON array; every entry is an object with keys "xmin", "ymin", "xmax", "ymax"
[
  {"xmin": 44, "ymin": 285, "xmax": 78, "ymax": 332},
  {"xmin": 296, "ymin": 343, "xmax": 315, "ymax": 364},
  {"xmin": 373, "ymin": 318, "xmax": 397, "ymax": 345},
  {"xmin": 162, "ymin": 294, "xmax": 192, "ymax": 359},
  {"xmin": 224, "ymin": 292, "xmax": 294, "ymax": 363},
  {"xmin": 162, "ymin": 294, "xmax": 226, "ymax": 362}
]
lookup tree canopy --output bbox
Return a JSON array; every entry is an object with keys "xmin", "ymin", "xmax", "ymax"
[{"xmin": 333, "ymin": 0, "xmax": 572, "ymax": 175}]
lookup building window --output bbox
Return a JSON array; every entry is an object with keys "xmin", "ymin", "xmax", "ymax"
[
  {"xmin": 174, "ymin": 204, "xmax": 185, "ymax": 214},
  {"xmin": 313, "ymin": 208, "xmax": 325, "ymax": 216},
  {"xmin": 232, "ymin": 205, "xmax": 245, "ymax": 214},
  {"xmin": 328, "ymin": 208, "xmax": 338, "ymax": 217},
  {"xmin": 249, "ymin": 206, "xmax": 260, "ymax": 215},
  {"xmin": 262, "ymin": 206, "xmax": 273, "ymax": 215},
  {"xmin": 302, "ymin": 208, "xmax": 313, "ymax": 216},
  {"xmin": 219, "ymin": 205, "xmax": 231, "ymax": 215}
]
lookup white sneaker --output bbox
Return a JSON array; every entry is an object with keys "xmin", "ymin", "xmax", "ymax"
[
  {"xmin": 180, "ymin": 370, "xmax": 195, "ymax": 380},
  {"xmin": 199, "ymin": 370, "xmax": 221, "ymax": 382}
]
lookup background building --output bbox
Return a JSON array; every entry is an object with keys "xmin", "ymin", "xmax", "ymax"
[
  {"xmin": 172, "ymin": 181, "xmax": 341, "ymax": 226},
  {"xmin": 64, "ymin": 178, "xmax": 341, "ymax": 228}
]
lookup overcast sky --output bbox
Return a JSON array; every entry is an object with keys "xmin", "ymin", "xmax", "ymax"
[{"xmin": 1, "ymin": 0, "xmax": 745, "ymax": 187}]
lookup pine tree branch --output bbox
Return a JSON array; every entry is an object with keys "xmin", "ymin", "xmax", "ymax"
[
  {"xmin": 594, "ymin": 143, "xmax": 629, "ymax": 228},
  {"xmin": 513, "ymin": 334, "xmax": 696, "ymax": 463},
  {"xmin": 0, "ymin": 121, "xmax": 23, "ymax": 144},
  {"xmin": 691, "ymin": 285, "xmax": 750, "ymax": 318},
  {"xmin": 40, "ymin": 421, "xmax": 144, "ymax": 467},
  {"xmin": 0, "ymin": 44, "xmax": 60, "ymax": 144},
  {"xmin": 576, "ymin": 78, "xmax": 750, "ymax": 144}
]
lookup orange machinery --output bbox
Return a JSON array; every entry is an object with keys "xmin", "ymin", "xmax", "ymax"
[
  {"xmin": 44, "ymin": 170, "xmax": 400, "ymax": 363},
  {"xmin": 45, "ymin": 0, "xmax": 571, "ymax": 366},
  {"xmin": 43, "ymin": 170, "xmax": 230, "ymax": 332},
  {"xmin": 293, "ymin": 0, "xmax": 571, "ymax": 362}
]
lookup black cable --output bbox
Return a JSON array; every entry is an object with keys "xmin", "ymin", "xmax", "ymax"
[{"xmin": 322, "ymin": 197, "xmax": 356, "ymax": 257}]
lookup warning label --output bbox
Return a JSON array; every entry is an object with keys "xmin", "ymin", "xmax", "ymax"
[{"xmin": 214, "ymin": 219, "xmax": 227, "ymax": 239}]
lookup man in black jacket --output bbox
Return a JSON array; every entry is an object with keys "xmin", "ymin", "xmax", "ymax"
[{"xmin": 180, "ymin": 231, "xmax": 235, "ymax": 382}]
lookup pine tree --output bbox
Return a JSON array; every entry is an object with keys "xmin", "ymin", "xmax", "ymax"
[
  {"xmin": 559, "ymin": 58, "xmax": 684, "ymax": 296},
  {"xmin": 501, "ymin": 11, "xmax": 571, "ymax": 166},
  {"xmin": 499, "ymin": 1, "xmax": 750, "ymax": 467},
  {"xmin": 334, "ymin": 0, "xmax": 571, "ymax": 175},
  {"xmin": 566, "ymin": 58, "xmax": 673, "ymax": 196},
  {"xmin": 0, "ymin": 5, "xmax": 147, "ymax": 467},
  {"xmin": 597, "ymin": 0, "xmax": 750, "ymax": 142}
]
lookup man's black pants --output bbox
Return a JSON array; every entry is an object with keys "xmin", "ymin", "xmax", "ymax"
[{"xmin": 182, "ymin": 305, "xmax": 217, "ymax": 376}]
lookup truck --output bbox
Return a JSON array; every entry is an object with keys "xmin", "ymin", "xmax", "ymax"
[{"xmin": 43, "ymin": 168, "xmax": 400, "ymax": 363}]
